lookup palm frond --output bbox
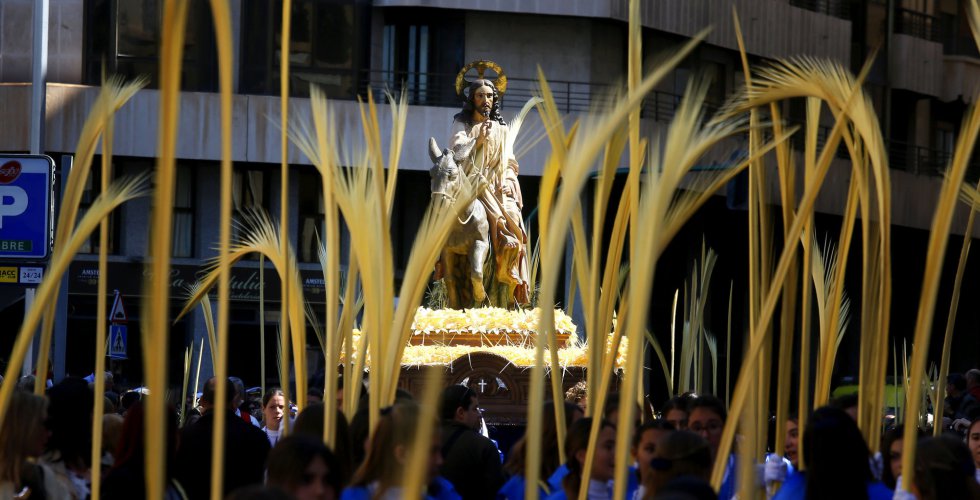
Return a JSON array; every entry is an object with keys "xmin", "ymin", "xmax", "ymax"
[{"xmin": 0, "ymin": 173, "xmax": 148, "ymax": 436}]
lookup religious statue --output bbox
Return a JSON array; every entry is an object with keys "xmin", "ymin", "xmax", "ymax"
[{"xmin": 448, "ymin": 61, "xmax": 530, "ymax": 309}]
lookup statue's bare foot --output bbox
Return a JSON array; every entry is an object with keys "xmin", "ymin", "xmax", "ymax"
[{"xmin": 503, "ymin": 240, "xmax": 518, "ymax": 249}]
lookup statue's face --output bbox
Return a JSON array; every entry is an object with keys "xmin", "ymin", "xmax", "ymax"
[{"xmin": 472, "ymin": 84, "xmax": 495, "ymax": 118}]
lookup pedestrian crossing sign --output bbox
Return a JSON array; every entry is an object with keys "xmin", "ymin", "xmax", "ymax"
[{"xmin": 109, "ymin": 324, "xmax": 127, "ymax": 360}]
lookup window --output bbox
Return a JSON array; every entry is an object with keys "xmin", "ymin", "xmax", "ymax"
[
  {"xmin": 390, "ymin": 171, "xmax": 430, "ymax": 272},
  {"xmin": 240, "ymin": 0, "xmax": 371, "ymax": 97},
  {"xmin": 78, "ymin": 164, "xmax": 120, "ymax": 255},
  {"xmin": 233, "ymin": 166, "xmax": 271, "ymax": 259},
  {"xmin": 378, "ymin": 8, "xmax": 464, "ymax": 107},
  {"xmin": 298, "ymin": 168, "xmax": 323, "ymax": 263},
  {"xmin": 172, "ymin": 165, "xmax": 195, "ymax": 258},
  {"xmin": 84, "ymin": 0, "xmax": 218, "ymax": 91}
]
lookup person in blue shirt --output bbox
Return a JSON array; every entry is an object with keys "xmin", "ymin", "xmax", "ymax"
[
  {"xmin": 545, "ymin": 417, "xmax": 631, "ymax": 500},
  {"xmin": 687, "ymin": 395, "xmax": 735, "ymax": 499},
  {"xmin": 341, "ymin": 403, "xmax": 460, "ymax": 500},
  {"xmin": 772, "ymin": 406, "xmax": 892, "ymax": 500},
  {"xmin": 498, "ymin": 401, "xmax": 583, "ymax": 499}
]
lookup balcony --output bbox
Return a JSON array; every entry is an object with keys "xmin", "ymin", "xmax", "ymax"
[
  {"xmin": 356, "ymin": 69, "xmax": 720, "ymax": 121},
  {"xmin": 788, "ymin": 0, "xmax": 851, "ymax": 20},
  {"xmin": 885, "ymin": 140, "xmax": 980, "ymax": 180},
  {"xmin": 895, "ymin": 8, "xmax": 941, "ymax": 42}
]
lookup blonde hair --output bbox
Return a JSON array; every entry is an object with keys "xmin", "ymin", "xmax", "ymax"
[{"xmin": 0, "ymin": 391, "xmax": 47, "ymax": 487}]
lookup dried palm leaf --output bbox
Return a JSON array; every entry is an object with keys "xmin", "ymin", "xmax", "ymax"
[
  {"xmin": 900, "ymin": 40, "xmax": 980, "ymax": 492},
  {"xmin": 934, "ymin": 185, "xmax": 980, "ymax": 435},
  {"xmin": 710, "ymin": 55, "xmax": 879, "ymax": 488},
  {"xmin": 0, "ymin": 174, "xmax": 148, "ymax": 442},
  {"xmin": 402, "ymin": 367, "xmax": 442, "ymax": 497}
]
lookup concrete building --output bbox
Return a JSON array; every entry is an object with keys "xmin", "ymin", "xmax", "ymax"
[{"xmin": 0, "ymin": 0, "xmax": 977, "ymax": 394}]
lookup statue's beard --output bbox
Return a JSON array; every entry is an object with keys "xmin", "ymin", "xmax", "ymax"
[{"xmin": 481, "ymin": 104, "xmax": 491, "ymax": 117}]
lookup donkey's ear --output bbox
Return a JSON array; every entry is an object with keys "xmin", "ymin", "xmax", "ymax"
[
  {"xmin": 453, "ymin": 137, "xmax": 477, "ymax": 163},
  {"xmin": 428, "ymin": 137, "xmax": 442, "ymax": 164}
]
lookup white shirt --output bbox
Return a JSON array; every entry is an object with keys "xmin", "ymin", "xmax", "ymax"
[{"xmin": 262, "ymin": 426, "xmax": 281, "ymax": 447}]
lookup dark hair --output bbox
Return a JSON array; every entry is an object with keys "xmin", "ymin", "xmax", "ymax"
[
  {"xmin": 880, "ymin": 425, "xmax": 923, "ymax": 490},
  {"xmin": 120, "ymin": 390, "xmax": 141, "ymax": 412},
  {"xmin": 504, "ymin": 401, "xmax": 582, "ymax": 478},
  {"xmin": 203, "ymin": 377, "xmax": 234, "ymax": 405},
  {"xmin": 646, "ymin": 430, "xmax": 712, "ymax": 495},
  {"xmin": 654, "ymin": 475, "xmax": 719, "ymax": 500},
  {"xmin": 948, "ymin": 373, "xmax": 967, "ymax": 392},
  {"xmin": 687, "ymin": 394, "xmax": 726, "ymax": 422},
  {"xmin": 632, "ymin": 419, "xmax": 675, "ymax": 449},
  {"xmin": 266, "ymin": 435, "xmax": 344, "ymax": 495},
  {"xmin": 913, "ymin": 435, "xmax": 980, "ymax": 500},
  {"xmin": 661, "ymin": 396, "xmax": 691, "ymax": 417},
  {"xmin": 965, "ymin": 369, "xmax": 980, "ymax": 386},
  {"xmin": 454, "ymin": 79, "xmax": 506, "ymax": 127},
  {"xmin": 803, "ymin": 406, "xmax": 872, "ymax": 500},
  {"xmin": 262, "ymin": 387, "xmax": 285, "ymax": 407},
  {"xmin": 46, "ymin": 377, "xmax": 94, "ymax": 469},
  {"xmin": 562, "ymin": 417, "xmax": 615, "ymax": 499},
  {"xmin": 830, "ymin": 393, "xmax": 859, "ymax": 412},
  {"xmin": 292, "ymin": 403, "xmax": 354, "ymax": 484},
  {"xmin": 439, "ymin": 385, "xmax": 477, "ymax": 422},
  {"xmin": 225, "ymin": 485, "xmax": 292, "ymax": 500},
  {"xmin": 603, "ymin": 393, "xmax": 621, "ymax": 420}
]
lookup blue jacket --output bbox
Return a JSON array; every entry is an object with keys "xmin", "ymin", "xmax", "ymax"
[
  {"xmin": 540, "ymin": 465, "xmax": 638, "ymax": 499},
  {"xmin": 771, "ymin": 473, "xmax": 893, "ymax": 500},
  {"xmin": 497, "ymin": 474, "xmax": 552, "ymax": 499},
  {"xmin": 341, "ymin": 476, "xmax": 461, "ymax": 500}
]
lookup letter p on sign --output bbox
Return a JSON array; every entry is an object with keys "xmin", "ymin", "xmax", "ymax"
[{"xmin": 0, "ymin": 186, "xmax": 28, "ymax": 228}]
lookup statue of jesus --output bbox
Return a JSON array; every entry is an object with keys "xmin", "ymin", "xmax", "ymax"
[{"xmin": 449, "ymin": 61, "xmax": 530, "ymax": 308}]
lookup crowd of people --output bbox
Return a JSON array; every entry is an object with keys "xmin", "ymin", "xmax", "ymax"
[{"xmin": 0, "ymin": 368, "xmax": 979, "ymax": 500}]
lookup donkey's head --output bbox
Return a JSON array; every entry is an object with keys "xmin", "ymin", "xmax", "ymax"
[{"xmin": 428, "ymin": 136, "xmax": 475, "ymax": 204}]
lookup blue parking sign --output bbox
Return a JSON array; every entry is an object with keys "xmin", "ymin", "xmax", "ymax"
[{"xmin": 0, "ymin": 155, "xmax": 53, "ymax": 260}]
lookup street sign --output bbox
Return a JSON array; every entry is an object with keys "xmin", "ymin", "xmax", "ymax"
[
  {"xmin": 109, "ymin": 324, "xmax": 127, "ymax": 360},
  {"xmin": 19, "ymin": 267, "xmax": 42, "ymax": 284},
  {"xmin": 0, "ymin": 267, "xmax": 16, "ymax": 282},
  {"xmin": 110, "ymin": 290, "xmax": 128, "ymax": 323},
  {"xmin": 0, "ymin": 155, "xmax": 53, "ymax": 259}
]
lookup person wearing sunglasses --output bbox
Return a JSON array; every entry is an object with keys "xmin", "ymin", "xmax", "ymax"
[{"xmin": 438, "ymin": 385, "xmax": 505, "ymax": 500}]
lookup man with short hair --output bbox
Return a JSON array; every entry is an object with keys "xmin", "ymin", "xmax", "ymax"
[
  {"xmin": 438, "ymin": 384, "xmax": 505, "ymax": 500},
  {"xmin": 966, "ymin": 369, "xmax": 980, "ymax": 400},
  {"xmin": 942, "ymin": 373, "xmax": 978, "ymax": 432},
  {"xmin": 175, "ymin": 377, "xmax": 270, "ymax": 499}
]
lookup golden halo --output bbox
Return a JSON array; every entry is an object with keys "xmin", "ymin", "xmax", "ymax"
[{"xmin": 455, "ymin": 60, "xmax": 508, "ymax": 97}]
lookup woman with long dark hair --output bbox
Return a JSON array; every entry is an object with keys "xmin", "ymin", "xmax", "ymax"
[
  {"xmin": 772, "ymin": 406, "xmax": 891, "ymax": 499},
  {"xmin": 41, "ymin": 377, "xmax": 94, "ymax": 499},
  {"xmin": 913, "ymin": 434, "xmax": 980, "ymax": 499}
]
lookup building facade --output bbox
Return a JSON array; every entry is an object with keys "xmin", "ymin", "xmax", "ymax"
[{"xmin": 1, "ymin": 0, "xmax": 977, "ymax": 394}]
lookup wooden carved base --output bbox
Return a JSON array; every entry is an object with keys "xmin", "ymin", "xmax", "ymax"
[{"xmin": 397, "ymin": 351, "xmax": 618, "ymax": 426}]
